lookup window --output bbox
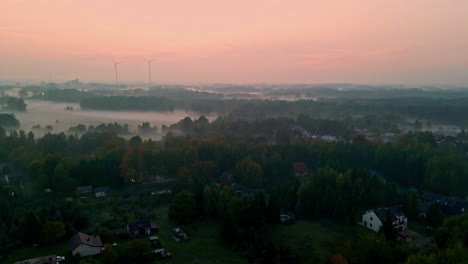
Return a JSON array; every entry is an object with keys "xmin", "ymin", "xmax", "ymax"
[
  {"xmin": 364, "ymin": 221, "xmax": 367, "ymax": 227},
  {"xmin": 370, "ymin": 216, "xmax": 373, "ymax": 220},
  {"xmin": 370, "ymin": 223, "xmax": 373, "ymax": 227}
]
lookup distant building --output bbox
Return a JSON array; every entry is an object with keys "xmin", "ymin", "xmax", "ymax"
[
  {"xmin": 219, "ymin": 171, "xmax": 235, "ymax": 185},
  {"xmin": 127, "ymin": 220, "xmax": 159, "ymax": 238},
  {"xmin": 76, "ymin": 186, "xmax": 93, "ymax": 194},
  {"xmin": 432, "ymin": 132, "xmax": 446, "ymax": 142},
  {"xmin": 234, "ymin": 188, "xmax": 263, "ymax": 198},
  {"xmin": 69, "ymin": 232, "xmax": 103, "ymax": 257},
  {"xmin": 93, "ymin": 187, "xmax": 109, "ymax": 197},
  {"xmin": 14, "ymin": 256, "xmax": 57, "ymax": 264},
  {"xmin": 419, "ymin": 192, "xmax": 467, "ymax": 217},
  {"xmin": 362, "ymin": 206, "xmax": 407, "ymax": 233}
]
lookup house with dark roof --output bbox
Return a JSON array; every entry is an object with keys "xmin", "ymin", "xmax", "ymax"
[
  {"xmin": 93, "ymin": 187, "xmax": 109, "ymax": 197},
  {"xmin": 293, "ymin": 162, "xmax": 308, "ymax": 177},
  {"xmin": 127, "ymin": 220, "xmax": 159, "ymax": 238},
  {"xmin": 362, "ymin": 206, "xmax": 408, "ymax": 233},
  {"xmin": 76, "ymin": 186, "xmax": 93, "ymax": 194},
  {"xmin": 69, "ymin": 232, "xmax": 103, "ymax": 257},
  {"xmin": 219, "ymin": 171, "xmax": 235, "ymax": 185},
  {"xmin": 14, "ymin": 256, "xmax": 57, "ymax": 264}
]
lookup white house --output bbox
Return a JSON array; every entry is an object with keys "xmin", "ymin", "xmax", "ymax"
[
  {"xmin": 93, "ymin": 187, "xmax": 109, "ymax": 198},
  {"xmin": 69, "ymin": 232, "xmax": 103, "ymax": 257},
  {"xmin": 362, "ymin": 206, "xmax": 408, "ymax": 233}
]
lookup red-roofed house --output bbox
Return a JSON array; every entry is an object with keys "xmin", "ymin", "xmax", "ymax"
[{"xmin": 293, "ymin": 162, "xmax": 308, "ymax": 177}]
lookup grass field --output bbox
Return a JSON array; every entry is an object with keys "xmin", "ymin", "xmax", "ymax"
[
  {"xmin": 128, "ymin": 206, "xmax": 247, "ymax": 264},
  {"xmin": 270, "ymin": 220, "xmax": 369, "ymax": 263}
]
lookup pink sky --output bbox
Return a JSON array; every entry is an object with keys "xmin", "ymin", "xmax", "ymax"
[{"xmin": 1, "ymin": 0, "xmax": 467, "ymax": 84}]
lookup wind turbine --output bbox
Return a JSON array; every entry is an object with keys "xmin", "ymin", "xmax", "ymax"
[
  {"xmin": 112, "ymin": 59, "xmax": 121, "ymax": 87},
  {"xmin": 144, "ymin": 59, "xmax": 154, "ymax": 85}
]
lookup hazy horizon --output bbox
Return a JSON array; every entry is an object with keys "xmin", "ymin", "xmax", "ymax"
[{"xmin": 1, "ymin": 0, "xmax": 468, "ymax": 85}]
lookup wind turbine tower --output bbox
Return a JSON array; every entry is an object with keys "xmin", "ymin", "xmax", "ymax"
[
  {"xmin": 144, "ymin": 59, "xmax": 154, "ymax": 85},
  {"xmin": 113, "ymin": 59, "xmax": 121, "ymax": 87}
]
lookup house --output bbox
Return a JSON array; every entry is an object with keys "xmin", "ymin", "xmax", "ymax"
[
  {"xmin": 432, "ymin": 132, "xmax": 446, "ymax": 142},
  {"xmin": 362, "ymin": 206, "xmax": 408, "ymax": 233},
  {"xmin": 127, "ymin": 220, "xmax": 159, "ymax": 238},
  {"xmin": 93, "ymin": 187, "xmax": 109, "ymax": 197},
  {"xmin": 14, "ymin": 256, "xmax": 57, "ymax": 264},
  {"xmin": 420, "ymin": 192, "xmax": 467, "ymax": 217},
  {"xmin": 69, "ymin": 232, "xmax": 103, "ymax": 257},
  {"xmin": 76, "ymin": 186, "xmax": 93, "ymax": 194},
  {"xmin": 219, "ymin": 171, "xmax": 235, "ymax": 185},
  {"xmin": 293, "ymin": 162, "xmax": 308, "ymax": 177}
]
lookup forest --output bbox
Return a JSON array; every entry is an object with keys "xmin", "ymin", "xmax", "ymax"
[{"xmin": 1, "ymin": 113, "xmax": 467, "ymax": 263}]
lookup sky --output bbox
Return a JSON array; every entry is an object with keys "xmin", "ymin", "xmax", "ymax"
[{"xmin": 1, "ymin": 0, "xmax": 468, "ymax": 85}]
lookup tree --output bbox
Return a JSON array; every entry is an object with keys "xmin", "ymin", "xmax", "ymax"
[
  {"xmin": 21, "ymin": 212, "xmax": 42, "ymax": 244},
  {"xmin": 51, "ymin": 163, "xmax": 73, "ymax": 192},
  {"xmin": 234, "ymin": 157, "xmax": 264, "ymax": 187},
  {"xmin": 426, "ymin": 203, "xmax": 442, "ymax": 228},
  {"xmin": 202, "ymin": 185, "xmax": 216, "ymax": 217},
  {"xmin": 18, "ymin": 89, "xmax": 29, "ymax": 98},
  {"xmin": 380, "ymin": 212, "xmax": 397, "ymax": 241},
  {"xmin": 129, "ymin": 135, "xmax": 142, "ymax": 147},
  {"xmin": 41, "ymin": 221, "xmax": 65, "ymax": 243},
  {"xmin": 169, "ymin": 191, "xmax": 196, "ymax": 224}
]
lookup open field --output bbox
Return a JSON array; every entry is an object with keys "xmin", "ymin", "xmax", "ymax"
[{"xmin": 270, "ymin": 220, "xmax": 370, "ymax": 262}]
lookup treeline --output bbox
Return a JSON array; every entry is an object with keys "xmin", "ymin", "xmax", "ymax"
[
  {"xmin": 167, "ymin": 115, "xmax": 354, "ymax": 140},
  {"xmin": 0, "ymin": 97, "xmax": 27, "ymax": 111},
  {"xmin": 0, "ymin": 202, "xmax": 89, "ymax": 255},
  {"xmin": 0, "ymin": 113, "xmax": 20, "ymax": 128},
  {"xmin": 41, "ymin": 88, "xmax": 95, "ymax": 102},
  {"xmin": 76, "ymin": 94, "xmax": 468, "ymax": 126},
  {"xmin": 69, "ymin": 123, "xmax": 130, "ymax": 135}
]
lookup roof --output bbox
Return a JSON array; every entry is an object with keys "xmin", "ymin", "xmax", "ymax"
[
  {"xmin": 422, "ymin": 192, "xmax": 444, "ymax": 203},
  {"xmin": 293, "ymin": 162, "xmax": 308, "ymax": 173},
  {"xmin": 93, "ymin": 187, "xmax": 109, "ymax": 193},
  {"xmin": 69, "ymin": 232, "xmax": 103, "ymax": 251},
  {"xmin": 14, "ymin": 256, "xmax": 56, "ymax": 264},
  {"xmin": 76, "ymin": 186, "xmax": 93, "ymax": 191},
  {"xmin": 368, "ymin": 206, "xmax": 406, "ymax": 222},
  {"xmin": 127, "ymin": 220, "xmax": 159, "ymax": 233}
]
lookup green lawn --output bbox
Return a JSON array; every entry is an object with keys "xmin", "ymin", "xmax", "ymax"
[
  {"xmin": 269, "ymin": 220, "xmax": 369, "ymax": 263},
  {"xmin": 113, "ymin": 206, "xmax": 246, "ymax": 264}
]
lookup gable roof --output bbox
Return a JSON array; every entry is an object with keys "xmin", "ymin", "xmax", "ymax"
[
  {"xmin": 76, "ymin": 186, "xmax": 93, "ymax": 192},
  {"xmin": 93, "ymin": 187, "xmax": 109, "ymax": 193},
  {"xmin": 69, "ymin": 232, "xmax": 103, "ymax": 251},
  {"xmin": 368, "ymin": 206, "xmax": 406, "ymax": 222},
  {"xmin": 127, "ymin": 220, "xmax": 159, "ymax": 232}
]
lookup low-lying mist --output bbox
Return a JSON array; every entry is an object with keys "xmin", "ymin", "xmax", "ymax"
[{"xmin": 8, "ymin": 99, "xmax": 217, "ymax": 138}]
